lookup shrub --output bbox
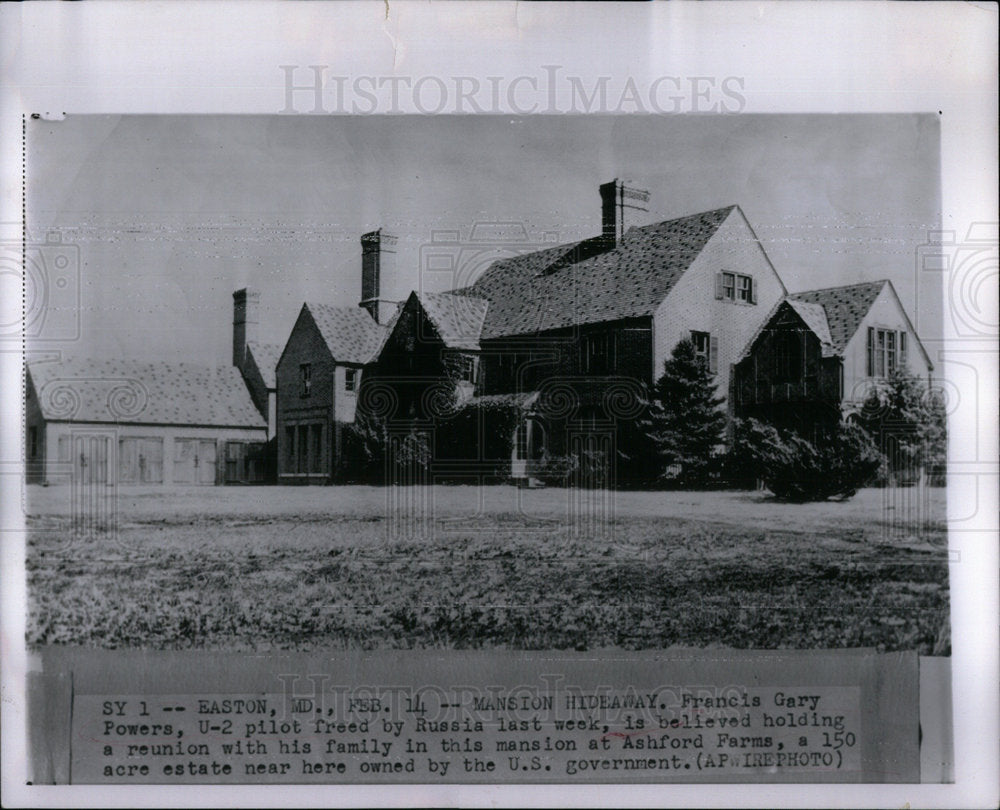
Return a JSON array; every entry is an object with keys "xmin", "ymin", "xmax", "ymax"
[
  {"xmin": 533, "ymin": 453, "xmax": 576, "ymax": 487},
  {"xmin": 340, "ymin": 410, "xmax": 433, "ymax": 484},
  {"xmin": 731, "ymin": 418, "xmax": 883, "ymax": 501},
  {"xmin": 339, "ymin": 409, "xmax": 389, "ymax": 483}
]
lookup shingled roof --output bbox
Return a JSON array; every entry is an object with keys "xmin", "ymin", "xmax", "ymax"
[
  {"xmin": 416, "ymin": 291, "xmax": 489, "ymax": 351},
  {"xmin": 452, "ymin": 206, "xmax": 738, "ymax": 339},
  {"xmin": 304, "ymin": 303, "xmax": 387, "ymax": 364},
  {"xmin": 27, "ymin": 358, "xmax": 266, "ymax": 428},
  {"xmin": 245, "ymin": 341, "xmax": 282, "ymax": 389},
  {"xmin": 785, "ymin": 299, "xmax": 835, "ymax": 355},
  {"xmin": 789, "ymin": 280, "xmax": 888, "ymax": 354}
]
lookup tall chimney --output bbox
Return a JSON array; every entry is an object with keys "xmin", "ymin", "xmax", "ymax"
[
  {"xmin": 232, "ymin": 287, "xmax": 259, "ymax": 369},
  {"xmin": 600, "ymin": 179, "xmax": 650, "ymax": 245},
  {"xmin": 360, "ymin": 228, "xmax": 398, "ymax": 324}
]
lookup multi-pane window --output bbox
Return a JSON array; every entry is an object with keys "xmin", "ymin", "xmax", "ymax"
[
  {"xmin": 300, "ymin": 363, "xmax": 312, "ymax": 397},
  {"xmin": 736, "ymin": 274, "xmax": 753, "ymax": 303},
  {"xmin": 691, "ymin": 331, "xmax": 710, "ymax": 367},
  {"xmin": 717, "ymin": 272, "xmax": 756, "ymax": 304},
  {"xmin": 867, "ymin": 328, "xmax": 908, "ymax": 377},
  {"xmin": 690, "ymin": 330, "xmax": 718, "ymax": 374},
  {"xmin": 345, "ymin": 368, "xmax": 358, "ymax": 392}
]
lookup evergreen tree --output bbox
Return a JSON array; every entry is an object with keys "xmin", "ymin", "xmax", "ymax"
[
  {"xmin": 857, "ymin": 368, "xmax": 947, "ymax": 482},
  {"xmin": 648, "ymin": 338, "xmax": 728, "ymax": 486}
]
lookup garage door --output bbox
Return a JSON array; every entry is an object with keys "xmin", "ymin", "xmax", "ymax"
[
  {"xmin": 173, "ymin": 439, "xmax": 217, "ymax": 485},
  {"xmin": 74, "ymin": 434, "xmax": 111, "ymax": 485},
  {"xmin": 118, "ymin": 437, "xmax": 164, "ymax": 483}
]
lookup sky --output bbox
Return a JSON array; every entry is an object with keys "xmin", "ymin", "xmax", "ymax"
[{"xmin": 25, "ymin": 114, "xmax": 941, "ymax": 364}]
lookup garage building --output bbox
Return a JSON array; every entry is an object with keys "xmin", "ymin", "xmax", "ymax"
[{"xmin": 25, "ymin": 357, "xmax": 268, "ymax": 486}]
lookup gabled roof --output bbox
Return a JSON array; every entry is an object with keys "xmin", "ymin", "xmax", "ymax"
[
  {"xmin": 245, "ymin": 341, "xmax": 282, "ymax": 389},
  {"xmin": 416, "ymin": 291, "xmax": 489, "ymax": 351},
  {"xmin": 452, "ymin": 206, "xmax": 738, "ymax": 339},
  {"xmin": 743, "ymin": 280, "xmax": 932, "ymax": 370},
  {"xmin": 26, "ymin": 358, "xmax": 266, "ymax": 428},
  {"xmin": 785, "ymin": 299, "xmax": 835, "ymax": 355},
  {"xmin": 789, "ymin": 280, "xmax": 888, "ymax": 354},
  {"xmin": 303, "ymin": 303, "xmax": 387, "ymax": 364}
]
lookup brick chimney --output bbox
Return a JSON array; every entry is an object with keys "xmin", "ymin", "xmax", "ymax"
[
  {"xmin": 360, "ymin": 228, "xmax": 399, "ymax": 324},
  {"xmin": 600, "ymin": 179, "xmax": 650, "ymax": 245},
  {"xmin": 232, "ymin": 287, "xmax": 260, "ymax": 369}
]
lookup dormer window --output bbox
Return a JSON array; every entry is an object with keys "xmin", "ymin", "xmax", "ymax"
[{"xmin": 345, "ymin": 368, "xmax": 358, "ymax": 392}]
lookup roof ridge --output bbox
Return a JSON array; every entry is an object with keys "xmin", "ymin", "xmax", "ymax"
[
  {"xmin": 630, "ymin": 204, "xmax": 738, "ymax": 232},
  {"xmin": 304, "ymin": 300, "xmax": 368, "ymax": 313},
  {"xmin": 790, "ymin": 279, "xmax": 888, "ymax": 296},
  {"xmin": 32, "ymin": 356, "xmax": 238, "ymax": 372}
]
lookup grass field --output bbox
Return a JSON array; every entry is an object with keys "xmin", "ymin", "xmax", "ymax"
[{"xmin": 25, "ymin": 484, "xmax": 950, "ymax": 653}]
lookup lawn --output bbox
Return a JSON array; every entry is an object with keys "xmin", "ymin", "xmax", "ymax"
[{"xmin": 24, "ymin": 484, "xmax": 950, "ymax": 653}]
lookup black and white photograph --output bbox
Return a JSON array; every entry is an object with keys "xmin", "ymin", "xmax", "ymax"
[
  {"xmin": 22, "ymin": 112, "xmax": 950, "ymax": 650},
  {"xmin": 2, "ymin": 2, "xmax": 996, "ymax": 807},
  {"xmin": 20, "ymin": 111, "xmax": 950, "ymax": 776}
]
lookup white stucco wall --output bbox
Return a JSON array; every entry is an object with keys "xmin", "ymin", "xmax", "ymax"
[
  {"xmin": 841, "ymin": 284, "xmax": 933, "ymax": 409},
  {"xmin": 652, "ymin": 208, "xmax": 787, "ymax": 409}
]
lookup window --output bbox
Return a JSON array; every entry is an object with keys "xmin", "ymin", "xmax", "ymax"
[
  {"xmin": 310, "ymin": 424, "xmax": 323, "ymax": 473},
  {"xmin": 736, "ymin": 274, "xmax": 753, "ymax": 303},
  {"xmin": 285, "ymin": 426, "xmax": 295, "ymax": 467},
  {"xmin": 345, "ymin": 368, "xmax": 358, "ymax": 392},
  {"xmin": 716, "ymin": 272, "xmax": 756, "ymax": 304},
  {"xmin": 581, "ymin": 332, "xmax": 612, "ymax": 374},
  {"xmin": 690, "ymin": 330, "xmax": 719, "ymax": 374},
  {"xmin": 506, "ymin": 353, "xmax": 522, "ymax": 385},
  {"xmin": 28, "ymin": 426, "xmax": 37, "ymax": 459},
  {"xmin": 515, "ymin": 420, "xmax": 529, "ymax": 461},
  {"xmin": 297, "ymin": 425, "xmax": 309, "ymax": 473},
  {"xmin": 867, "ymin": 328, "xmax": 902, "ymax": 377},
  {"xmin": 459, "ymin": 355, "xmax": 476, "ymax": 385},
  {"xmin": 773, "ymin": 330, "xmax": 802, "ymax": 382},
  {"xmin": 691, "ymin": 331, "xmax": 709, "ymax": 366},
  {"xmin": 300, "ymin": 363, "xmax": 312, "ymax": 397}
]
